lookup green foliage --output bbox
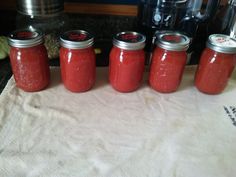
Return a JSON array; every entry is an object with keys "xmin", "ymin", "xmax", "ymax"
[
  {"xmin": 44, "ymin": 34, "xmax": 60, "ymax": 59},
  {"xmin": 0, "ymin": 36, "xmax": 10, "ymax": 60}
]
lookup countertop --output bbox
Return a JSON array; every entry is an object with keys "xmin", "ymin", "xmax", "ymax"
[
  {"xmin": 1, "ymin": 66, "xmax": 236, "ymax": 177},
  {"xmin": 1, "ymin": 8, "xmax": 236, "ymax": 177}
]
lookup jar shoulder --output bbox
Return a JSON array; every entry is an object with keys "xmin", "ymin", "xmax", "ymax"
[
  {"xmin": 154, "ymin": 47, "xmax": 187, "ymax": 57},
  {"xmin": 110, "ymin": 47, "xmax": 145, "ymax": 59},
  {"xmin": 200, "ymin": 48, "xmax": 236, "ymax": 62}
]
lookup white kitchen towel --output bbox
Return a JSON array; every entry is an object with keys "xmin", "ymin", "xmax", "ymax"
[{"xmin": 0, "ymin": 66, "xmax": 236, "ymax": 177}]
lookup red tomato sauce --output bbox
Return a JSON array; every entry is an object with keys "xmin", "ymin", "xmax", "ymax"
[
  {"xmin": 60, "ymin": 47, "xmax": 96, "ymax": 92},
  {"xmin": 109, "ymin": 46, "xmax": 145, "ymax": 92},
  {"xmin": 9, "ymin": 45, "xmax": 50, "ymax": 92},
  {"xmin": 195, "ymin": 48, "xmax": 236, "ymax": 94},
  {"xmin": 149, "ymin": 47, "xmax": 187, "ymax": 93}
]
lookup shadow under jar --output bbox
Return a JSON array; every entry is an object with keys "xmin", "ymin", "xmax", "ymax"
[
  {"xmin": 149, "ymin": 32, "xmax": 190, "ymax": 93},
  {"xmin": 8, "ymin": 29, "xmax": 50, "ymax": 92},
  {"xmin": 109, "ymin": 31, "xmax": 146, "ymax": 92},
  {"xmin": 60, "ymin": 30, "xmax": 96, "ymax": 92},
  {"xmin": 195, "ymin": 34, "xmax": 236, "ymax": 94}
]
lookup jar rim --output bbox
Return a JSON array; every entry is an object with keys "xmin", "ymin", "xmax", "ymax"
[
  {"xmin": 113, "ymin": 31, "xmax": 146, "ymax": 50},
  {"xmin": 60, "ymin": 30, "xmax": 94, "ymax": 49},
  {"xmin": 8, "ymin": 29, "xmax": 44, "ymax": 48},
  {"xmin": 156, "ymin": 32, "xmax": 190, "ymax": 51},
  {"xmin": 207, "ymin": 34, "xmax": 236, "ymax": 54}
]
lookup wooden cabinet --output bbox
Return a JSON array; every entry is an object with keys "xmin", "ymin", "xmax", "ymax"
[{"xmin": 0, "ymin": 0, "xmax": 229, "ymax": 16}]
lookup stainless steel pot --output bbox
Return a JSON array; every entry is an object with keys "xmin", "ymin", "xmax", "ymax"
[{"xmin": 17, "ymin": 0, "xmax": 64, "ymax": 16}]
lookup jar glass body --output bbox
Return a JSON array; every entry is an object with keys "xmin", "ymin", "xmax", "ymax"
[
  {"xmin": 59, "ymin": 47, "xmax": 96, "ymax": 92},
  {"xmin": 9, "ymin": 44, "xmax": 50, "ymax": 92},
  {"xmin": 195, "ymin": 48, "xmax": 236, "ymax": 94},
  {"xmin": 149, "ymin": 47, "xmax": 187, "ymax": 93},
  {"xmin": 109, "ymin": 46, "xmax": 145, "ymax": 92}
]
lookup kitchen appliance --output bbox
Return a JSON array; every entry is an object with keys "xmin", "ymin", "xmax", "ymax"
[
  {"xmin": 17, "ymin": 0, "xmax": 64, "ymax": 16},
  {"xmin": 16, "ymin": 0, "xmax": 66, "ymax": 34},
  {"xmin": 137, "ymin": 0, "xmax": 220, "ymax": 63},
  {"xmin": 208, "ymin": 0, "xmax": 236, "ymax": 39}
]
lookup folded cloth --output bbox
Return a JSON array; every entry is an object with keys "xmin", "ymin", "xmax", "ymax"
[{"xmin": 0, "ymin": 66, "xmax": 236, "ymax": 177}]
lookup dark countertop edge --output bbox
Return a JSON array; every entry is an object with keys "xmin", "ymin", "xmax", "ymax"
[{"xmin": 0, "ymin": 59, "xmax": 12, "ymax": 94}]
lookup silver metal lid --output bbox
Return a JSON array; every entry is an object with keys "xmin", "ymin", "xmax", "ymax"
[
  {"xmin": 8, "ymin": 29, "xmax": 44, "ymax": 48},
  {"xmin": 17, "ymin": 0, "xmax": 64, "ymax": 16},
  {"xmin": 113, "ymin": 31, "xmax": 146, "ymax": 50},
  {"xmin": 156, "ymin": 32, "xmax": 190, "ymax": 51},
  {"xmin": 60, "ymin": 30, "xmax": 94, "ymax": 49},
  {"xmin": 207, "ymin": 34, "xmax": 236, "ymax": 54}
]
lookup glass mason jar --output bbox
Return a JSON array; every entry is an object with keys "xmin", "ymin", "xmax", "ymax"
[
  {"xmin": 8, "ymin": 29, "xmax": 50, "ymax": 92},
  {"xmin": 16, "ymin": 0, "xmax": 69, "ymax": 59},
  {"xmin": 149, "ymin": 32, "xmax": 190, "ymax": 93},
  {"xmin": 109, "ymin": 31, "xmax": 146, "ymax": 92},
  {"xmin": 195, "ymin": 34, "xmax": 236, "ymax": 94},
  {"xmin": 60, "ymin": 30, "xmax": 96, "ymax": 92}
]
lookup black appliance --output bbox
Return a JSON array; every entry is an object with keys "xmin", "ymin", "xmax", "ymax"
[{"xmin": 137, "ymin": 0, "xmax": 221, "ymax": 64}]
